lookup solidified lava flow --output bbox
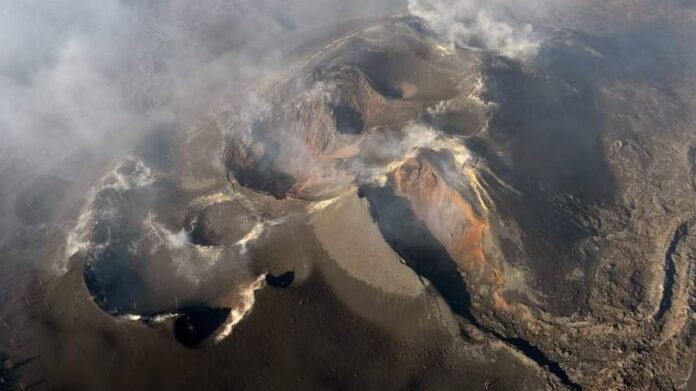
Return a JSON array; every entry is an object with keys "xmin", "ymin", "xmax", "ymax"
[{"xmin": 6, "ymin": 2, "xmax": 696, "ymax": 391}]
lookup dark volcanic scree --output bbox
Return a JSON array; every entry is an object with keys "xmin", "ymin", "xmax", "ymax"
[{"xmin": 2, "ymin": 1, "xmax": 696, "ymax": 390}]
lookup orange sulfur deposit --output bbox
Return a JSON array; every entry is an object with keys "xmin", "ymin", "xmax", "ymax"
[{"xmin": 390, "ymin": 157, "xmax": 507, "ymax": 307}]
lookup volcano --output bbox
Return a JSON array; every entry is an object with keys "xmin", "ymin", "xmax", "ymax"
[{"xmin": 2, "ymin": 2, "xmax": 696, "ymax": 391}]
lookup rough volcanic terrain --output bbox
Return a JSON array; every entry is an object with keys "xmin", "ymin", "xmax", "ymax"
[{"xmin": 1, "ymin": 1, "xmax": 696, "ymax": 390}]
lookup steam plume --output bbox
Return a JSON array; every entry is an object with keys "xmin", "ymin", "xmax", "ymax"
[{"xmin": 407, "ymin": 0, "xmax": 542, "ymax": 59}]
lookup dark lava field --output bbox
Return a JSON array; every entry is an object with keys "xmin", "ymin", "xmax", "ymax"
[{"xmin": 1, "ymin": 0, "xmax": 696, "ymax": 390}]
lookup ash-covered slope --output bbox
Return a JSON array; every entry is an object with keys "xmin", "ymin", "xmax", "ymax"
[
  {"xmin": 3, "ymin": 2, "xmax": 696, "ymax": 391},
  {"xmin": 219, "ymin": 16, "xmax": 696, "ymax": 389}
]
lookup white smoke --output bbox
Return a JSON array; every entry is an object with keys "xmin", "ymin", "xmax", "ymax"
[
  {"xmin": 0, "ymin": 0, "xmax": 406, "ymax": 266},
  {"xmin": 0, "ymin": 1, "xmax": 174, "ymax": 169},
  {"xmin": 63, "ymin": 156, "xmax": 158, "ymax": 273},
  {"xmin": 213, "ymin": 274, "xmax": 267, "ymax": 342},
  {"xmin": 407, "ymin": 0, "xmax": 542, "ymax": 59}
]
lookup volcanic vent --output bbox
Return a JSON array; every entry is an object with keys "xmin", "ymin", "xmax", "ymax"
[{"xmin": 59, "ymin": 13, "xmax": 696, "ymax": 390}]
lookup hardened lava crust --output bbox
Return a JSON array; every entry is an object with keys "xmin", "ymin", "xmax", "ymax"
[{"xmin": 2, "ymin": 3, "xmax": 696, "ymax": 391}]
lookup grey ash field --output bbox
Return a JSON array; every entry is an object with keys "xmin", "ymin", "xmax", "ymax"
[{"xmin": 1, "ymin": 1, "xmax": 696, "ymax": 390}]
